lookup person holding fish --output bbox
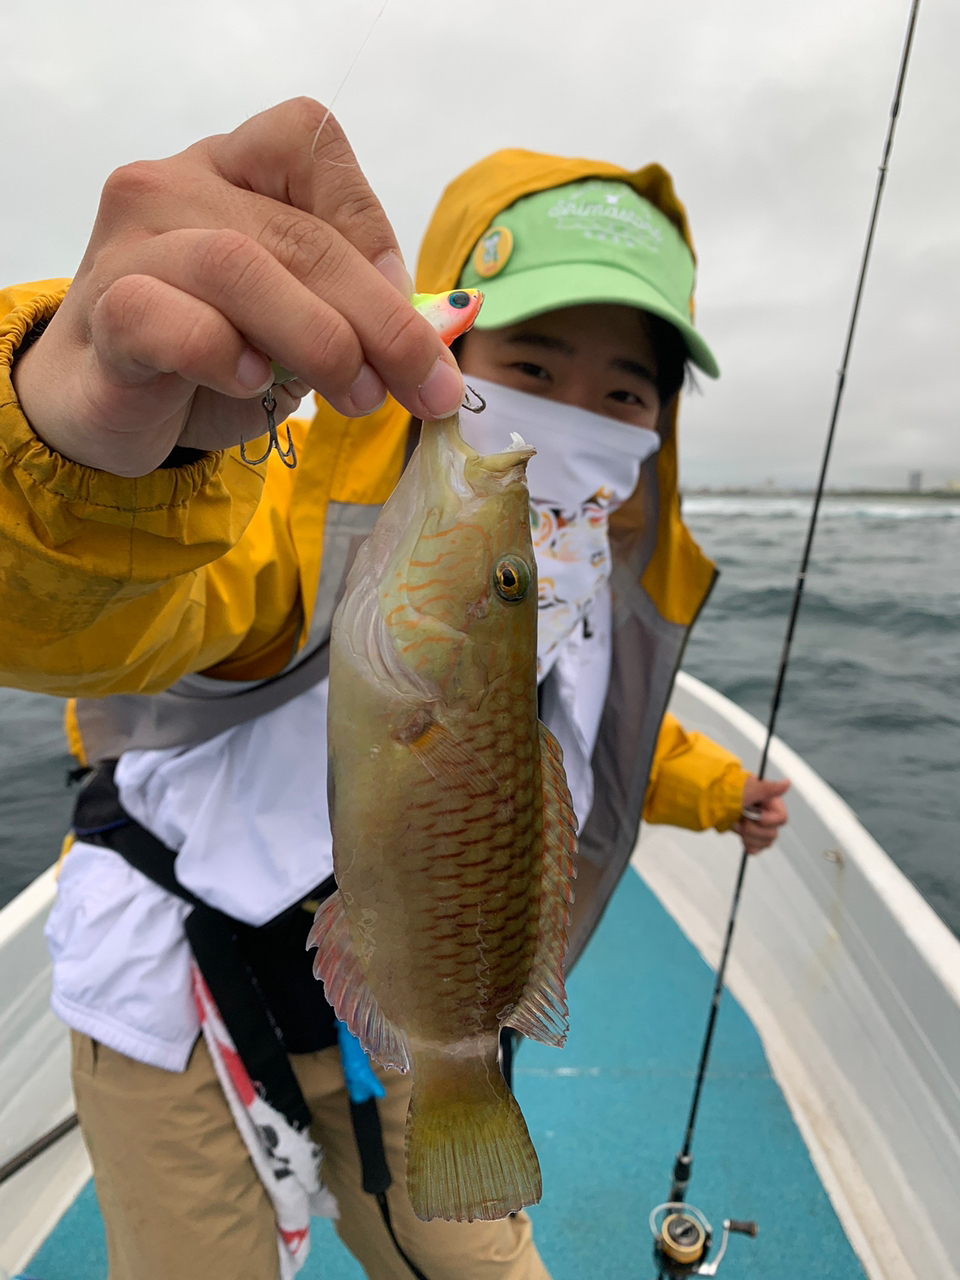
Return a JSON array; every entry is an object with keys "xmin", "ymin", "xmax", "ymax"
[{"xmin": 0, "ymin": 98, "xmax": 788, "ymax": 1280}]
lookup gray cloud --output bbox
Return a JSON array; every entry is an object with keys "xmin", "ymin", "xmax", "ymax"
[{"xmin": 3, "ymin": 0, "xmax": 955, "ymax": 487}]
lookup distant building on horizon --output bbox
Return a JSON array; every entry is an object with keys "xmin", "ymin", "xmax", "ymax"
[{"xmin": 908, "ymin": 470, "xmax": 923, "ymax": 493}]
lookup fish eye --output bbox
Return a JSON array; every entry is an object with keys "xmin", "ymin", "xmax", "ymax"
[
  {"xmin": 448, "ymin": 291, "xmax": 472, "ymax": 309},
  {"xmin": 493, "ymin": 556, "xmax": 531, "ymax": 603}
]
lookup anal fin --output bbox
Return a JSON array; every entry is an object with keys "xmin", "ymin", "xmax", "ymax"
[
  {"xmin": 504, "ymin": 722, "xmax": 578, "ymax": 1048},
  {"xmin": 308, "ymin": 891, "xmax": 410, "ymax": 1072}
]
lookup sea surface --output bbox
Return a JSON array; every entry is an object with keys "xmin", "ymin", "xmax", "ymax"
[
  {"xmin": 0, "ymin": 494, "xmax": 958, "ymax": 935},
  {"xmin": 681, "ymin": 494, "xmax": 960, "ymax": 934}
]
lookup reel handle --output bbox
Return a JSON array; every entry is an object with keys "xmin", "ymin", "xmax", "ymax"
[{"xmin": 726, "ymin": 1219, "xmax": 758, "ymax": 1237}]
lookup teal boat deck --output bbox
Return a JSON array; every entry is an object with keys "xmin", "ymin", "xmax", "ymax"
[{"xmin": 28, "ymin": 868, "xmax": 867, "ymax": 1279}]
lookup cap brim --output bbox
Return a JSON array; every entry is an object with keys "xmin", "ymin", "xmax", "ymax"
[{"xmin": 471, "ymin": 262, "xmax": 719, "ymax": 378}]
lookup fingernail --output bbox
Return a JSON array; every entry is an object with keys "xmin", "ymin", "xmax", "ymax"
[
  {"xmin": 348, "ymin": 363, "xmax": 388, "ymax": 416},
  {"xmin": 283, "ymin": 378, "xmax": 311, "ymax": 399},
  {"xmin": 419, "ymin": 357, "xmax": 465, "ymax": 419},
  {"xmin": 237, "ymin": 349, "xmax": 273, "ymax": 391},
  {"xmin": 375, "ymin": 250, "xmax": 413, "ymax": 300}
]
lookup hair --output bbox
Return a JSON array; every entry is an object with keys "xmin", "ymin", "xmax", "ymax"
[{"xmin": 642, "ymin": 311, "xmax": 688, "ymax": 405}]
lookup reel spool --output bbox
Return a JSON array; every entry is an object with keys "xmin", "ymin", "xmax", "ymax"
[{"xmin": 650, "ymin": 1203, "xmax": 757, "ymax": 1277}]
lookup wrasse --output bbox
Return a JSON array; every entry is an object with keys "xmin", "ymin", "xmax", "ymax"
[{"xmin": 310, "ymin": 343, "xmax": 577, "ymax": 1222}]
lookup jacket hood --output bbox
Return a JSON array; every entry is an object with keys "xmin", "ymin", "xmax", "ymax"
[{"xmin": 414, "ymin": 148, "xmax": 714, "ymax": 628}]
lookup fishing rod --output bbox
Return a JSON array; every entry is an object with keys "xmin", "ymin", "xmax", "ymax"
[{"xmin": 650, "ymin": 2, "xmax": 923, "ymax": 1274}]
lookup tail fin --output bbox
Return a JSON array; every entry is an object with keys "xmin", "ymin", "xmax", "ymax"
[{"xmin": 405, "ymin": 1047, "xmax": 542, "ymax": 1222}]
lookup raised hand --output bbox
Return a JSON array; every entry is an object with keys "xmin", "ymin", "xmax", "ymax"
[{"xmin": 11, "ymin": 98, "xmax": 465, "ymax": 477}]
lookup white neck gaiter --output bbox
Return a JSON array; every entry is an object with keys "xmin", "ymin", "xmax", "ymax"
[{"xmin": 460, "ymin": 376, "xmax": 661, "ymax": 679}]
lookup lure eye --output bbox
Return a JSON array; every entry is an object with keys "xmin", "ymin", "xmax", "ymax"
[
  {"xmin": 448, "ymin": 290, "xmax": 472, "ymax": 309},
  {"xmin": 493, "ymin": 556, "xmax": 531, "ymax": 603}
]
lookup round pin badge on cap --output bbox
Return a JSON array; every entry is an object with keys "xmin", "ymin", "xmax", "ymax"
[{"xmin": 472, "ymin": 225, "xmax": 514, "ymax": 279}]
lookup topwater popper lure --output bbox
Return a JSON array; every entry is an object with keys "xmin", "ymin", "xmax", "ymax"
[{"xmin": 244, "ymin": 288, "xmax": 485, "ymax": 468}]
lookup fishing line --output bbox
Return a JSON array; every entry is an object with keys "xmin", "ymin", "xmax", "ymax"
[
  {"xmin": 658, "ymin": 0, "xmax": 923, "ymax": 1257},
  {"xmin": 310, "ymin": 0, "xmax": 394, "ymax": 161}
]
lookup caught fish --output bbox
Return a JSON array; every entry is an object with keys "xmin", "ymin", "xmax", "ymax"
[{"xmin": 309, "ymin": 352, "xmax": 577, "ymax": 1222}]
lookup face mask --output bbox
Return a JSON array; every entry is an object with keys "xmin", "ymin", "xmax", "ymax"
[{"xmin": 460, "ymin": 376, "xmax": 661, "ymax": 677}]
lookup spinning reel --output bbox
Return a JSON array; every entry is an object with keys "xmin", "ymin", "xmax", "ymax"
[{"xmin": 650, "ymin": 1203, "xmax": 758, "ymax": 1278}]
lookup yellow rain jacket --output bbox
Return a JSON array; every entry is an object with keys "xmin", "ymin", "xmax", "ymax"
[{"xmin": 0, "ymin": 151, "xmax": 748, "ymax": 958}]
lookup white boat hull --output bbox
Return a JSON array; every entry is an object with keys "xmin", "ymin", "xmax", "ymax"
[{"xmin": 636, "ymin": 673, "xmax": 960, "ymax": 1280}]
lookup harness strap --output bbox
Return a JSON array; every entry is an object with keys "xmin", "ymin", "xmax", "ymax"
[{"xmin": 73, "ymin": 762, "xmax": 319, "ymax": 1132}]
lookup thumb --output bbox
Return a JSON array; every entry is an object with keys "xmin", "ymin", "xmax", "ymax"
[
  {"xmin": 742, "ymin": 775, "xmax": 790, "ymax": 808},
  {"xmin": 754, "ymin": 778, "xmax": 790, "ymax": 800}
]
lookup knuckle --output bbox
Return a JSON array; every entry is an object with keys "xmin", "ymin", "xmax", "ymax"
[
  {"xmin": 301, "ymin": 314, "xmax": 358, "ymax": 382},
  {"xmin": 284, "ymin": 95, "xmax": 344, "ymax": 143},
  {"xmin": 176, "ymin": 313, "xmax": 224, "ymax": 373},
  {"xmin": 191, "ymin": 228, "xmax": 264, "ymax": 296},
  {"xmin": 100, "ymin": 160, "xmax": 167, "ymax": 212},
  {"xmin": 265, "ymin": 212, "xmax": 360, "ymax": 300},
  {"xmin": 266, "ymin": 210, "xmax": 338, "ymax": 278},
  {"xmin": 374, "ymin": 300, "xmax": 437, "ymax": 368},
  {"xmin": 97, "ymin": 274, "xmax": 155, "ymax": 335},
  {"xmin": 334, "ymin": 181, "xmax": 390, "ymax": 245}
]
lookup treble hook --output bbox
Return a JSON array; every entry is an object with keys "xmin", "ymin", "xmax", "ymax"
[
  {"xmin": 240, "ymin": 389, "xmax": 298, "ymax": 469},
  {"xmin": 462, "ymin": 383, "xmax": 486, "ymax": 414}
]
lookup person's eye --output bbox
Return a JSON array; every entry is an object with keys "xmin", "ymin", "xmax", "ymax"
[
  {"xmin": 608, "ymin": 389, "xmax": 647, "ymax": 407},
  {"xmin": 510, "ymin": 361, "xmax": 552, "ymax": 383}
]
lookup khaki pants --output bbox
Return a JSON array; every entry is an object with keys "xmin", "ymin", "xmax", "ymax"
[{"xmin": 71, "ymin": 1033, "xmax": 550, "ymax": 1280}]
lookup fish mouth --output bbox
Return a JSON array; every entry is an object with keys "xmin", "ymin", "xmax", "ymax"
[{"xmin": 424, "ymin": 418, "xmax": 535, "ymax": 501}]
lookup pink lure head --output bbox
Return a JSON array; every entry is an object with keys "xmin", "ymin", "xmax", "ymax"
[{"xmin": 412, "ymin": 289, "xmax": 484, "ymax": 346}]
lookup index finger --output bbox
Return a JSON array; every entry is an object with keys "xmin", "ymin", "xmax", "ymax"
[{"xmin": 202, "ymin": 98, "xmax": 409, "ymax": 289}]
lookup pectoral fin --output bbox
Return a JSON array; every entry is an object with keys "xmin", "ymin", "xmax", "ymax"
[
  {"xmin": 504, "ymin": 723, "xmax": 578, "ymax": 1047},
  {"xmin": 395, "ymin": 713, "xmax": 498, "ymax": 798}
]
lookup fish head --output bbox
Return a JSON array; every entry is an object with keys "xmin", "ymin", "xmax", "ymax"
[
  {"xmin": 337, "ymin": 415, "xmax": 537, "ymax": 713},
  {"xmin": 412, "ymin": 289, "xmax": 485, "ymax": 346}
]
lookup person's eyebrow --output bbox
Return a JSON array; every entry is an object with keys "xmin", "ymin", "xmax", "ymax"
[
  {"xmin": 610, "ymin": 356, "xmax": 658, "ymax": 384},
  {"xmin": 504, "ymin": 333, "xmax": 577, "ymax": 356}
]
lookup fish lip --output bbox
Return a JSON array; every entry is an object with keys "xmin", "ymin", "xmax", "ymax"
[{"xmin": 473, "ymin": 445, "xmax": 536, "ymax": 478}]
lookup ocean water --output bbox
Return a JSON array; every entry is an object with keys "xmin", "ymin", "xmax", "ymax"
[
  {"xmin": 0, "ymin": 494, "xmax": 957, "ymax": 935},
  {"xmin": 681, "ymin": 494, "xmax": 960, "ymax": 934}
]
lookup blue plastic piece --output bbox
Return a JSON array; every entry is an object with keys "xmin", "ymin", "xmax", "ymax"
[{"xmin": 337, "ymin": 1021, "xmax": 386, "ymax": 1105}]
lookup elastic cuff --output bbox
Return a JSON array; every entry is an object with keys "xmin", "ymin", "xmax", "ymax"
[
  {"xmin": 0, "ymin": 280, "xmax": 70, "ymax": 367},
  {"xmin": 713, "ymin": 765, "xmax": 752, "ymax": 832}
]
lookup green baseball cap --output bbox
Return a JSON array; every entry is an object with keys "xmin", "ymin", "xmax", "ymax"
[{"xmin": 458, "ymin": 178, "xmax": 719, "ymax": 378}]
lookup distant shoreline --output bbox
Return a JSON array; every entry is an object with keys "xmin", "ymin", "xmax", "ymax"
[{"xmin": 681, "ymin": 488, "xmax": 960, "ymax": 500}]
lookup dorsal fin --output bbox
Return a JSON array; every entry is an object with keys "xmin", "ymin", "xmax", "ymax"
[{"xmin": 504, "ymin": 723, "xmax": 578, "ymax": 1047}]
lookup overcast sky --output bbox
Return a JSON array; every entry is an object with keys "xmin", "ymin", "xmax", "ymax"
[{"xmin": 3, "ymin": 0, "xmax": 956, "ymax": 488}]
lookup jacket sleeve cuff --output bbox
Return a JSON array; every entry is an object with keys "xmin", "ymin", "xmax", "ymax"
[
  {"xmin": 711, "ymin": 764, "xmax": 751, "ymax": 832},
  {"xmin": 644, "ymin": 726, "xmax": 751, "ymax": 833},
  {"xmin": 0, "ymin": 280, "xmax": 69, "ymax": 365}
]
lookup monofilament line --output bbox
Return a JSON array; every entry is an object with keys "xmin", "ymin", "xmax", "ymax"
[
  {"xmin": 311, "ymin": 0, "xmax": 394, "ymax": 159},
  {"xmin": 666, "ymin": 0, "xmax": 923, "ymax": 1214}
]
